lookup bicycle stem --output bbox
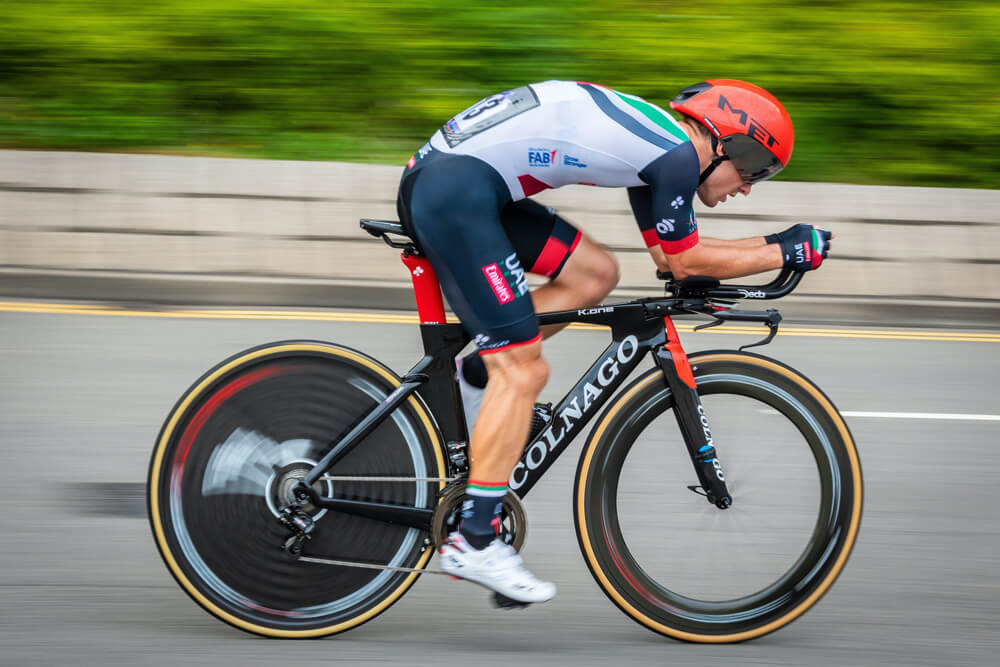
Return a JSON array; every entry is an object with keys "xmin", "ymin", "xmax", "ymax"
[{"xmin": 655, "ymin": 317, "xmax": 733, "ymax": 510}]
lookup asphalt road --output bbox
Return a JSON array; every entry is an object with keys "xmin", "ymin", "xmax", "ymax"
[{"xmin": 1, "ymin": 302, "xmax": 998, "ymax": 667}]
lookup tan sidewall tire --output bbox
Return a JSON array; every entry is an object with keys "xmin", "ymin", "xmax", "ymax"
[
  {"xmin": 147, "ymin": 342, "xmax": 447, "ymax": 638},
  {"xmin": 574, "ymin": 351, "xmax": 862, "ymax": 643}
]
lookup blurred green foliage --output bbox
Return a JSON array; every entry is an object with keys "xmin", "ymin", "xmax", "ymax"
[{"xmin": 1, "ymin": 0, "xmax": 998, "ymax": 187}]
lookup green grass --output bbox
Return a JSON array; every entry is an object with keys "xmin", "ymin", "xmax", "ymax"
[{"xmin": 2, "ymin": 1, "xmax": 998, "ymax": 187}]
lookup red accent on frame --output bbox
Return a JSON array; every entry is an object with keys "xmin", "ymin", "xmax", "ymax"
[
  {"xmin": 660, "ymin": 231, "xmax": 700, "ymax": 255},
  {"xmin": 663, "ymin": 316, "xmax": 697, "ymax": 389},
  {"xmin": 517, "ymin": 174, "xmax": 553, "ymax": 197},
  {"xmin": 401, "ymin": 253, "xmax": 446, "ymax": 324}
]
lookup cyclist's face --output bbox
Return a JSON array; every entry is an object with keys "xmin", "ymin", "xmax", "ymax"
[{"xmin": 697, "ymin": 146, "xmax": 752, "ymax": 208}]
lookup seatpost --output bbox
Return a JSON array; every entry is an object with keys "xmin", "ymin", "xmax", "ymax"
[
  {"xmin": 654, "ymin": 316, "xmax": 733, "ymax": 509},
  {"xmin": 401, "ymin": 251, "xmax": 447, "ymax": 324}
]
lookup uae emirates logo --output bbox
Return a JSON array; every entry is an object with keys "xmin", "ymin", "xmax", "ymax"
[{"xmin": 483, "ymin": 263, "xmax": 514, "ymax": 304}]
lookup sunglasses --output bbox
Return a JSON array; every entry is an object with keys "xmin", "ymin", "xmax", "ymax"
[{"xmin": 720, "ymin": 134, "xmax": 784, "ymax": 184}]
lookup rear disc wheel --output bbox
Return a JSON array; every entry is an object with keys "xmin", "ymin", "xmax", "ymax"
[{"xmin": 147, "ymin": 341, "xmax": 447, "ymax": 637}]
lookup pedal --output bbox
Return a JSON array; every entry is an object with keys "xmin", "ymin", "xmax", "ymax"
[{"xmin": 491, "ymin": 592, "xmax": 532, "ymax": 610}]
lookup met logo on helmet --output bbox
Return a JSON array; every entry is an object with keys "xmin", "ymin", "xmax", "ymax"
[{"xmin": 718, "ymin": 95, "xmax": 780, "ymax": 148}]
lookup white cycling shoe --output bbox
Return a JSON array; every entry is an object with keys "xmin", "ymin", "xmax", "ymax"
[{"xmin": 439, "ymin": 532, "xmax": 557, "ymax": 604}]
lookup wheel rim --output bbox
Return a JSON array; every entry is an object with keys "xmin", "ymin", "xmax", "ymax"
[
  {"xmin": 585, "ymin": 369, "xmax": 854, "ymax": 634},
  {"xmin": 150, "ymin": 347, "xmax": 444, "ymax": 633}
]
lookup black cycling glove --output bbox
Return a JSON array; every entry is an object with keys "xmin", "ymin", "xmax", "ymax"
[
  {"xmin": 764, "ymin": 223, "xmax": 813, "ymax": 245},
  {"xmin": 773, "ymin": 225, "xmax": 832, "ymax": 271}
]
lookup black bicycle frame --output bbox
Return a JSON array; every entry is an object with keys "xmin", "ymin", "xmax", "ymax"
[{"xmin": 292, "ymin": 299, "xmax": 735, "ymax": 531}]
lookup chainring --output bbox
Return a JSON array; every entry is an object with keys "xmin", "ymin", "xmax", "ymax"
[{"xmin": 430, "ymin": 481, "xmax": 527, "ymax": 552}]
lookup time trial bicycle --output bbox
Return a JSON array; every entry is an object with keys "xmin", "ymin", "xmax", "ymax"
[{"xmin": 147, "ymin": 218, "xmax": 863, "ymax": 642}]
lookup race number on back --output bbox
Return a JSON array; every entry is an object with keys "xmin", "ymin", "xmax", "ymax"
[{"xmin": 441, "ymin": 86, "xmax": 540, "ymax": 148}]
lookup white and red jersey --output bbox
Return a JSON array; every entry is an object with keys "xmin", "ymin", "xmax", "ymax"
[{"xmin": 409, "ymin": 80, "xmax": 701, "ymax": 254}]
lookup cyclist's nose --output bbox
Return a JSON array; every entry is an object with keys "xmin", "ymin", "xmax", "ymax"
[{"xmin": 739, "ymin": 183, "xmax": 752, "ymax": 196}]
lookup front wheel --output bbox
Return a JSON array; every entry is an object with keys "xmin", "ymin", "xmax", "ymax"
[
  {"xmin": 147, "ymin": 341, "xmax": 447, "ymax": 637},
  {"xmin": 574, "ymin": 351, "xmax": 862, "ymax": 642}
]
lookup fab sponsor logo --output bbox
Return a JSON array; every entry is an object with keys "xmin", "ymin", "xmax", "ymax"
[{"xmin": 528, "ymin": 148, "xmax": 557, "ymax": 167}]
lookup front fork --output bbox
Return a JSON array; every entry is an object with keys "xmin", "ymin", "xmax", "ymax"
[{"xmin": 654, "ymin": 317, "xmax": 732, "ymax": 509}]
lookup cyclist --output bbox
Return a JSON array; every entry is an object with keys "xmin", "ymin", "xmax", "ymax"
[{"xmin": 395, "ymin": 79, "xmax": 831, "ymax": 605}]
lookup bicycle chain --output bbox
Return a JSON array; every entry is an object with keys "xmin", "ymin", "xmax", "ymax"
[
  {"xmin": 319, "ymin": 476, "xmax": 457, "ymax": 483},
  {"xmin": 298, "ymin": 554, "xmax": 451, "ymax": 576},
  {"xmin": 296, "ymin": 476, "xmax": 458, "ymax": 575}
]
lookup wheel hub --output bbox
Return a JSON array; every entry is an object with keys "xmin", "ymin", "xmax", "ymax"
[{"xmin": 266, "ymin": 460, "xmax": 331, "ymax": 519}]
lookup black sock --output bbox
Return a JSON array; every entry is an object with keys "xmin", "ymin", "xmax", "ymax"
[
  {"xmin": 460, "ymin": 351, "xmax": 489, "ymax": 389},
  {"xmin": 459, "ymin": 481, "xmax": 507, "ymax": 549}
]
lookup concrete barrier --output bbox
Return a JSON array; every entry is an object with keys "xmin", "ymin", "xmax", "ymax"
[{"xmin": 1, "ymin": 150, "xmax": 997, "ymax": 326}]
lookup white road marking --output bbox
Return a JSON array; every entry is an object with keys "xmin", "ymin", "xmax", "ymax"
[
  {"xmin": 839, "ymin": 411, "xmax": 1000, "ymax": 421},
  {"xmin": 758, "ymin": 409, "xmax": 1000, "ymax": 421}
]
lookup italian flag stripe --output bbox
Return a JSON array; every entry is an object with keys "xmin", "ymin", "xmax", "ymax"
[
  {"xmin": 467, "ymin": 482, "xmax": 508, "ymax": 497},
  {"xmin": 468, "ymin": 479, "xmax": 507, "ymax": 488},
  {"xmin": 612, "ymin": 92, "xmax": 688, "ymax": 142}
]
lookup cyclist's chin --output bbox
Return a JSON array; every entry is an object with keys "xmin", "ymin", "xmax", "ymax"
[{"xmin": 697, "ymin": 188, "xmax": 720, "ymax": 208}]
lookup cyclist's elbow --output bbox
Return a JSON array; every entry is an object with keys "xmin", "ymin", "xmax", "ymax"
[{"xmin": 663, "ymin": 246, "xmax": 704, "ymax": 280}]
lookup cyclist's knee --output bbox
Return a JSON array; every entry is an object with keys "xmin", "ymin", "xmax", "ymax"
[
  {"xmin": 482, "ymin": 344, "xmax": 548, "ymax": 396},
  {"xmin": 588, "ymin": 251, "xmax": 620, "ymax": 302},
  {"xmin": 560, "ymin": 239, "xmax": 620, "ymax": 306},
  {"xmin": 520, "ymin": 355, "xmax": 549, "ymax": 394}
]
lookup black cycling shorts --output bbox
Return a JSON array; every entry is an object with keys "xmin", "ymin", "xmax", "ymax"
[{"xmin": 397, "ymin": 151, "xmax": 581, "ymax": 353}]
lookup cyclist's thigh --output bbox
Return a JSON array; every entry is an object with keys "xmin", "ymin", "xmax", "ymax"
[
  {"xmin": 402, "ymin": 156, "xmax": 540, "ymax": 353},
  {"xmin": 499, "ymin": 199, "xmax": 582, "ymax": 279}
]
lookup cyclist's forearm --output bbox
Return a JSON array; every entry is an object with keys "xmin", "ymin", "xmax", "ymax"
[
  {"xmin": 699, "ymin": 236, "xmax": 767, "ymax": 248},
  {"xmin": 663, "ymin": 242, "xmax": 783, "ymax": 280}
]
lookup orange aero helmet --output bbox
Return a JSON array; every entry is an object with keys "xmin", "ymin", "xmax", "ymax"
[{"xmin": 670, "ymin": 79, "xmax": 794, "ymax": 184}]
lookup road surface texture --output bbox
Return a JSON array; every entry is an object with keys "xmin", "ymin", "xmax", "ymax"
[{"xmin": 1, "ymin": 302, "xmax": 997, "ymax": 666}]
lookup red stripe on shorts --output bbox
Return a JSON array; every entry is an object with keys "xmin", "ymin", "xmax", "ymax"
[{"xmin": 530, "ymin": 237, "xmax": 569, "ymax": 277}]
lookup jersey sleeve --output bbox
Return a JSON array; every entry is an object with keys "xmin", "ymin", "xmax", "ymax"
[{"xmin": 628, "ymin": 142, "xmax": 700, "ymax": 255}]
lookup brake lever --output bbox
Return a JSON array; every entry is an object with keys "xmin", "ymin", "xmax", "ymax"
[
  {"xmin": 690, "ymin": 307, "xmax": 781, "ymax": 350},
  {"xmin": 739, "ymin": 315, "xmax": 780, "ymax": 351},
  {"xmin": 693, "ymin": 318, "xmax": 724, "ymax": 333}
]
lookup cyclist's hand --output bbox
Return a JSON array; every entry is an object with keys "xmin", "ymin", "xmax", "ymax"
[
  {"xmin": 764, "ymin": 223, "xmax": 812, "ymax": 245},
  {"xmin": 777, "ymin": 225, "xmax": 832, "ymax": 271}
]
